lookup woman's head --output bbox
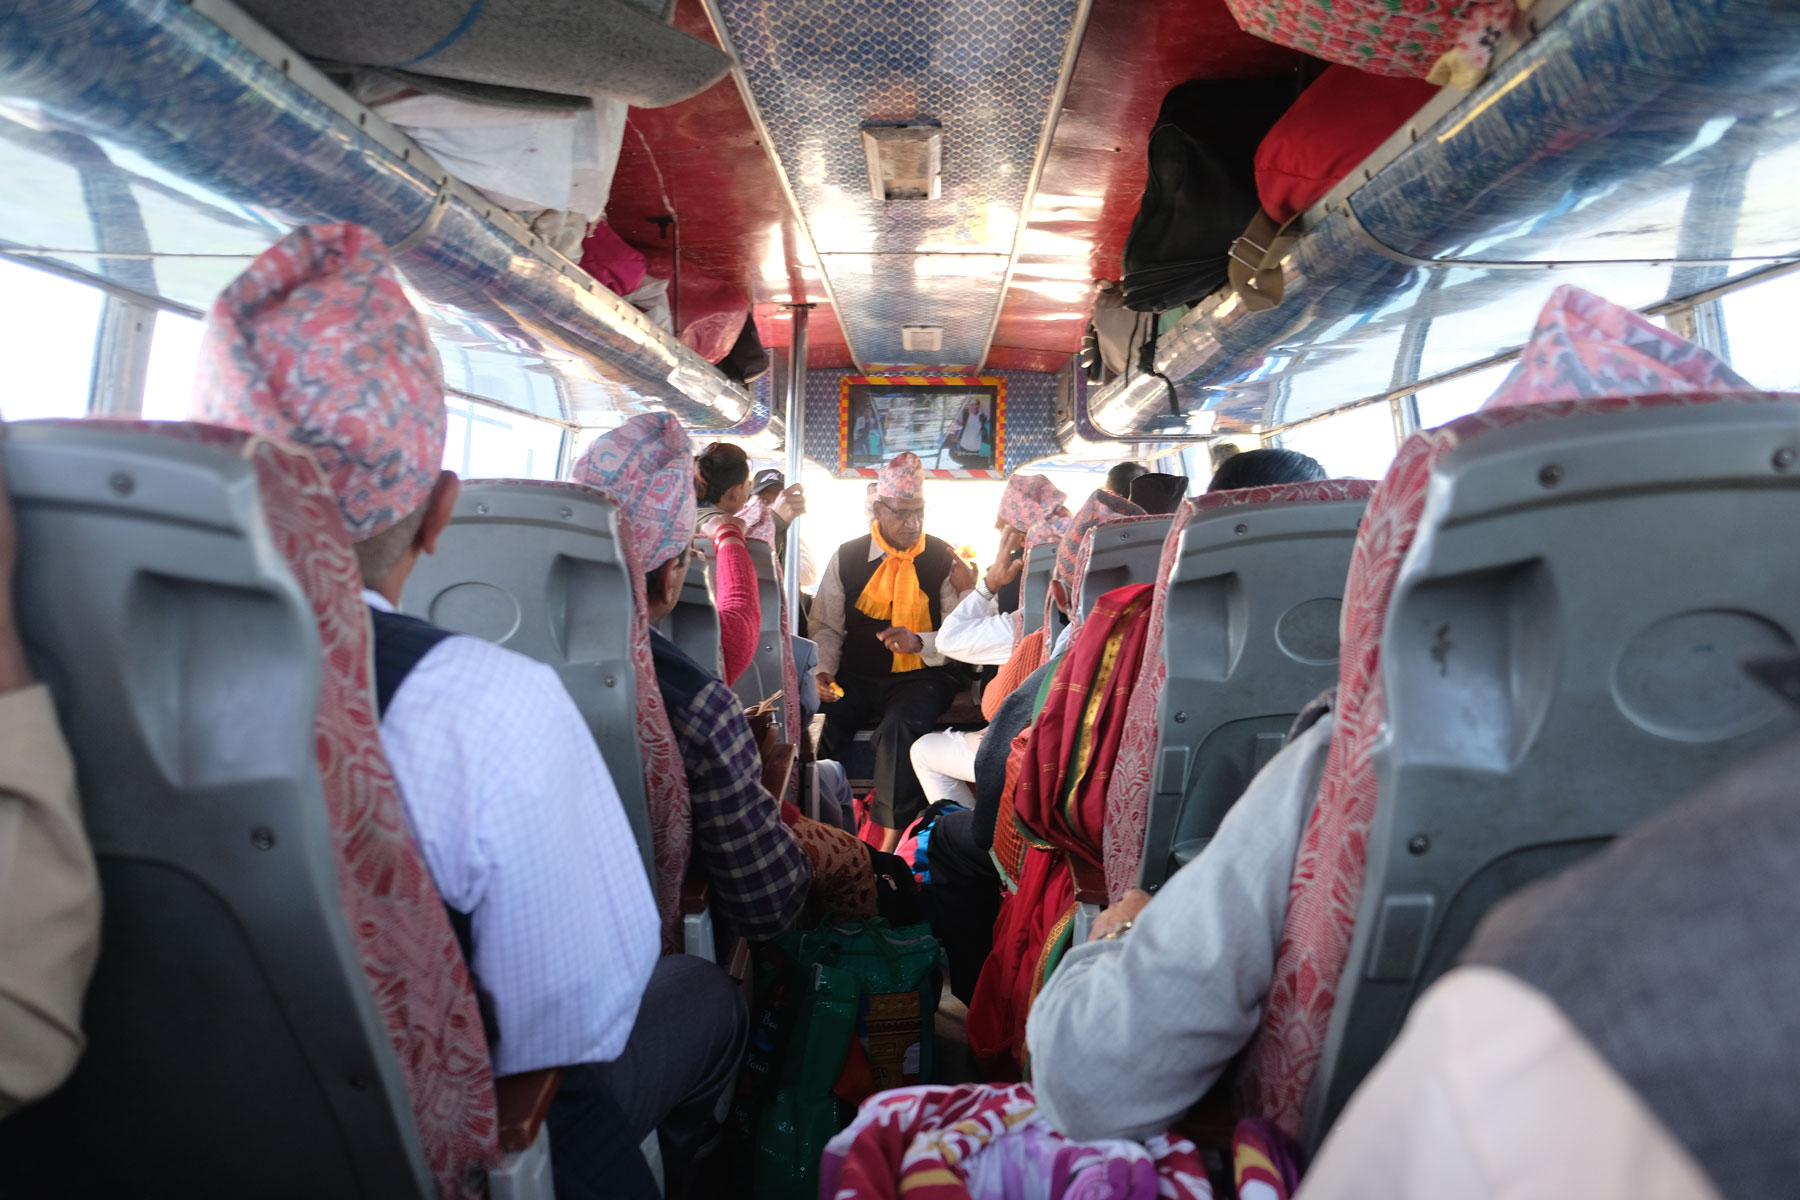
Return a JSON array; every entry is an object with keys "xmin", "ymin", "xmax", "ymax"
[
  {"xmin": 1206, "ymin": 448, "xmax": 1328, "ymax": 492},
  {"xmin": 694, "ymin": 441, "xmax": 752, "ymax": 513}
]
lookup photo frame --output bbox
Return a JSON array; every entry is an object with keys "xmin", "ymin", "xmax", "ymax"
[{"xmin": 837, "ymin": 375, "xmax": 1006, "ymax": 478}]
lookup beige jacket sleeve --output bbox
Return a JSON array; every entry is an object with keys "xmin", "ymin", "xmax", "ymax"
[
  {"xmin": 0, "ymin": 683, "xmax": 101, "ymax": 1117},
  {"xmin": 1298, "ymin": 967, "xmax": 1719, "ymax": 1200}
]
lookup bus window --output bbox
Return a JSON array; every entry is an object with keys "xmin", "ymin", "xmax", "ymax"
[
  {"xmin": 1275, "ymin": 402, "xmax": 1398, "ymax": 480},
  {"xmin": 1719, "ymin": 270, "xmax": 1800, "ymax": 391},
  {"xmin": 0, "ymin": 258, "xmax": 104, "ymax": 421},
  {"xmin": 140, "ymin": 310, "xmax": 206, "ymax": 421},
  {"xmin": 442, "ymin": 397, "xmax": 566, "ymax": 480},
  {"xmin": 1410, "ymin": 360, "xmax": 1514, "ymax": 431}
]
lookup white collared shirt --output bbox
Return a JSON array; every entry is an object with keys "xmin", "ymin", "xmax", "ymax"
[
  {"xmin": 365, "ymin": 591, "xmax": 658, "ymax": 1076},
  {"xmin": 936, "ymin": 588, "xmax": 1015, "ymax": 666}
]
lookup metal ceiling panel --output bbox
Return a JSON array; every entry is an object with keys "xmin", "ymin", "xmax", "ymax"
[{"xmin": 707, "ymin": 0, "xmax": 1086, "ymax": 369}]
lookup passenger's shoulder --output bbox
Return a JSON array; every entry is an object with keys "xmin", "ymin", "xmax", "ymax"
[{"xmin": 413, "ymin": 633, "xmax": 568, "ymax": 708}]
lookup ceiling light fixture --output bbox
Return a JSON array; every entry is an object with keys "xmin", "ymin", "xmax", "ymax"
[{"xmin": 861, "ymin": 122, "xmax": 942, "ymax": 201}]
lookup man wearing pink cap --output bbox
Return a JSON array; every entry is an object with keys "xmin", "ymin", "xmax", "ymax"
[
  {"xmin": 196, "ymin": 224, "xmax": 738, "ymax": 1198},
  {"xmin": 811, "ymin": 452, "xmax": 977, "ymax": 850}
]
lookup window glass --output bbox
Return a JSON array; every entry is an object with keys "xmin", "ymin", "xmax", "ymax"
[
  {"xmin": 444, "ymin": 398, "xmax": 566, "ymax": 480},
  {"xmin": 140, "ymin": 309, "xmax": 206, "ymax": 420},
  {"xmin": 0, "ymin": 258, "xmax": 105, "ymax": 420},
  {"xmin": 1276, "ymin": 402, "xmax": 1398, "ymax": 480},
  {"xmin": 1411, "ymin": 360, "xmax": 1515, "ymax": 431},
  {"xmin": 1720, "ymin": 270, "xmax": 1800, "ymax": 392}
]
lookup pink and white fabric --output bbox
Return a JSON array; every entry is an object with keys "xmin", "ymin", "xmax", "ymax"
[
  {"xmin": 85, "ymin": 421, "xmax": 499, "ymax": 1197},
  {"xmin": 820, "ymin": 1083, "xmax": 1212, "ymax": 1200},
  {"xmin": 1482, "ymin": 285, "xmax": 1756, "ymax": 411},
  {"xmin": 1050, "ymin": 490, "xmax": 1146, "ymax": 632},
  {"xmin": 997, "ymin": 473, "xmax": 1071, "ymax": 543},
  {"xmin": 877, "ymin": 451, "xmax": 926, "ymax": 500},
  {"xmin": 1244, "ymin": 391, "xmax": 1791, "ymax": 1136},
  {"xmin": 572, "ymin": 413, "xmax": 698, "ymax": 572},
  {"xmin": 570, "ymin": 416, "xmax": 700, "ymax": 946},
  {"xmin": 1100, "ymin": 480, "xmax": 1376, "ymax": 901},
  {"xmin": 734, "ymin": 494, "xmax": 804, "ymax": 757},
  {"xmin": 192, "ymin": 224, "xmax": 446, "ymax": 539}
]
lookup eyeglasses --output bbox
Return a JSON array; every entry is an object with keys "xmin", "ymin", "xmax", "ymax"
[{"xmin": 876, "ymin": 501, "xmax": 926, "ymax": 527}]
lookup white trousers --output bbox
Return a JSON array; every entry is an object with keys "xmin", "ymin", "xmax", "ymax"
[{"xmin": 909, "ymin": 729, "xmax": 983, "ymax": 808}]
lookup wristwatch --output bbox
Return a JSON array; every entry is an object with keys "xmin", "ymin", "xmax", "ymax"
[{"xmin": 975, "ymin": 579, "xmax": 994, "ymax": 600}]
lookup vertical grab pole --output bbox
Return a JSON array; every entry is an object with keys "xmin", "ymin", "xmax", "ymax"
[{"xmin": 783, "ymin": 305, "xmax": 811, "ymax": 623}]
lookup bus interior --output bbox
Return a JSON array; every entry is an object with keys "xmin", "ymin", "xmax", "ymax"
[{"xmin": 0, "ymin": 0, "xmax": 1797, "ymax": 1193}]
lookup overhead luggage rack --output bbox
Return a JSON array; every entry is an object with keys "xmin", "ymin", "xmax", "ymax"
[
  {"xmin": 0, "ymin": 0, "xmax": 757, "ymax": 431},
  {"xmin": 1078, "ymin": 0, "xmax": 1800, "ymax": 444}
]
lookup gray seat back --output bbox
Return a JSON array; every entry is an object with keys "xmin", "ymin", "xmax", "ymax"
[
  {"xmin": 399, "ymin": 479, "xmax": 654, "ymax": 879},
  {"xmin": 731, "ymin": 537, "xmax": 789, "ymax": 737},
  {"xmin": 1138, "ymin": 494, "xmax": 1368, "ymax": 891},
  {"xmin": 1304, "ymin": 399, "xmax": 1800, "ymax": 1150},
  {"xmin": 663, "ymin": 547, "xmax": 724, "ymax": 680},
  {"xmin": 1019, "ymin": 540, "xmax": 1055, "ymax": 639},
  {"xmin": 1078, "ymin": 515, "xmax": 1173, "ymax": 616},
  {"xmin": 0, "ymin": 421, "xmax": 432, "ymax": 1197}
]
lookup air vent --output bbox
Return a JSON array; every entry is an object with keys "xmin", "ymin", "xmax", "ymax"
[
  {"xmin": 901, "ymin": 325, "xmax": 944, "ymax": 352},
  {"xmin": 862, "ymin": 123, "xmax": 943, "ymax": 201}
]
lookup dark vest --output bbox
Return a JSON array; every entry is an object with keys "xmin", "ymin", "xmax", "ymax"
[
  {"xmin": 1463, "ymin": 732, "xmax": 1800, "ymax": 1197},
  {"xmin": 367, "ymin": 606, "xmax": 499, "ymax": 1051},
  {"xmin": 835, "ymin": 532, "xmax": 955, "ymax": 678}
]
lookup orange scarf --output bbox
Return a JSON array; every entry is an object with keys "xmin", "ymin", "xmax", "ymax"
[{"xmin": 854, "ymin": 522, "xmax": 933, "ymax": 671}]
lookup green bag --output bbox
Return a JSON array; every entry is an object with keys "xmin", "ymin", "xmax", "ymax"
[{"xmin": 742, "ymin": 920, "xmax": 945, "ymax": 1200}]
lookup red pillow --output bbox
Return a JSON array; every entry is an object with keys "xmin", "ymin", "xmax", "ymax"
[{"xmin": 1255, "ymin": 65, "xmax": 1439, "ymax": 223}]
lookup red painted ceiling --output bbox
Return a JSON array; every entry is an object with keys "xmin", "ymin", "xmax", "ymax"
[{"xmin": 601, "ymin": 0, "xmax": 1303, "ymax": 373}]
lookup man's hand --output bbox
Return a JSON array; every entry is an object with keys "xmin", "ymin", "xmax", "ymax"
[
  {"xmin": 697, "ymin": 511, "xmax": 745, "ymax": 539},
  {"xmin": 983, "ymin": 526, "xmax": 1025, "ymax": 594},
  {"xmin": 876, "ymin": 626, "xmax": 925, "ymax": 656},
  {"xmin": 1087, "ymin": 887, "xmax": 1152, "ymax": 942},
  {"xmin": 771, "ymin": 484, "xmax": 807, "ymax": 524},
  {"xmin": 814, "ymin": 671, "xmax": 842, "ymax": 701},
  {"xmin": 948, "ymin": 554, "xmax": 977, "ymax": 596}
]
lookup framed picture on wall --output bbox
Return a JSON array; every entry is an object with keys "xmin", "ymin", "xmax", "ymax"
[{"xmin": 838, "ymin": 375, "xmax": 1006, "ymax": 478}]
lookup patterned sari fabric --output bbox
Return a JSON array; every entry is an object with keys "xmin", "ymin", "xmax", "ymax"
[
  {"xmin": 1242, "ymin": 391, "xmax": 1788, "ymax": 1136},
  {"xmin": 1100, "ymin": 481, "xmax": 1376, "ymax": 901},
  {"xmin": 819, "ymin": 1083, "xmax": 1212, "ymax": 1200},
  {"xmin": 89, "ymin": 422, "xmax": 499, "ymax": 1196},
  {"xmin": 1224, "ymin": 0, "xmax": 1519, "ymax": 88},
  {"xmin": 969, "ymin": 585, "xmax": 1156, "ymax": 1073},
  {"xmin": 787, "ymin": 810, "xmax": 880, "ymax": 922}
]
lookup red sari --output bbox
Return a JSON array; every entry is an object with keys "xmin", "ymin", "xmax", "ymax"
[{"xmin": 967, "ymin": 584, "xmax": 1155, "ymax": 1073}]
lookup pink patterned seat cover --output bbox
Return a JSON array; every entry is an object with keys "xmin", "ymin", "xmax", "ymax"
[
  {"xmin": 1244, "ymin": 391, "xmax": 1791, "ymax": 1136},
  {"xmin": 1225, "ymin": 0, "xmax": 1517, "ymax": 87},
  {"xmin": 1101, "ymin": 481, "xmax": 1376, "ymax": 901},
  {"xmin": 736, "ymin": 495, "xmax": 804, "ymax": 757},
  {"xmin": 86, "ymin": 421, "xmax": 499, "ymax": 1197}
]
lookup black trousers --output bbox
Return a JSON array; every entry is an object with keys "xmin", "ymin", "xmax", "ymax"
[
  {"xmin": 548, "ymin": 955, "xmax": 748, "ymax": 1200},
  {"xmin": 820, "ymin": 666, "xmax": 962, "ymax": 831},
  {"xmin": 921, "ymin": 809, "xmax": 1004, "ymax": 1004}
]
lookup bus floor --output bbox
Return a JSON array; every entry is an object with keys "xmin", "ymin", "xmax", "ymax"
[{"xmin": 935, "ymin": 982, "xmax": 981, "ymax": 1085}]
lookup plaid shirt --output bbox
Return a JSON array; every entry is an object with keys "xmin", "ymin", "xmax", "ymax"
[{"xmin": 650, "ymin": 630, "xmax": 811, "ymax": 941}]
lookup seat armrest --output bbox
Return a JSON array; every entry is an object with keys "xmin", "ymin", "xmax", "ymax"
[
  {"xmin": 494, "ymin": 1067, "xmax": 564, "ymax": 1154},
  {"xmin": 1067, "ymin": 854, "xmax": 1109, "ymax": 907},
  {"xmin": 680, "ymin": 871, "xmax": 711, "ymax": 916}
]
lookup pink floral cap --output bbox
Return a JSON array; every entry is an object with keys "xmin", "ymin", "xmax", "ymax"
[
  {"xmin": 876, "ymin": 451, "xmax": 925, "ymax": 500},
  {"xmin": 194, "ymin": 223, "xmax": 446, "ymax": 539},
  {"xmin": 1484, "ymin": 285, "xmax": 1755, "ymax": 411},
  {"xmin": 1055, "ymin": 489, "xmax": 1144, "ymax": 600},
  {"xmin": 997, "ymin": 473, "xmax": 1071, "ymax": 544},
  {"xmin": 572, "ymin": 412, "xmax": 697, "ymax": 570}
]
